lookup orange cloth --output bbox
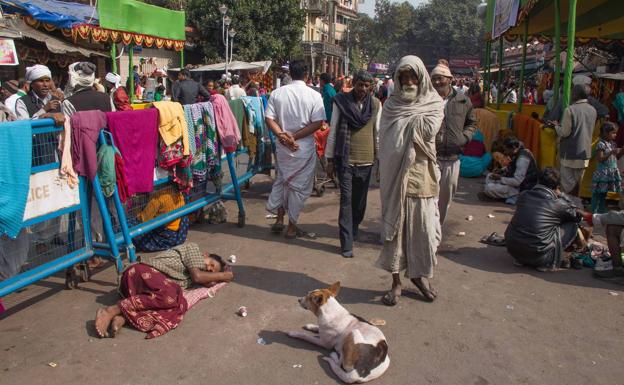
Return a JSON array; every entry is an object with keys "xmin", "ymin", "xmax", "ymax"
[
  {"xmin": 512, "ymin": 114, "xmax": 541, "ymax": 163},
  {"xmin": 137, "ymin": 189, "xmax": 185, "ymax": 231},
  {"xmin": 474, "ymin": 108, "xmax": 500, "ymax": 152}
]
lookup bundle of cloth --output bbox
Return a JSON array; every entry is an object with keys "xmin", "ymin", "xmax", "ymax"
[{"xmin": 459, "ymin": 130, "xmax": 492, "ymax": 177}]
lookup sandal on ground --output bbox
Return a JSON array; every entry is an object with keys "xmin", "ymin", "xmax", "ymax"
[
  {"xmin": 479, "ymin": 232, "xmax": 506, "ymax": 247},
  {"xmin": 270, "ymin": 223, "xmax": 285, "ymax": 234},
  {"xmin": 381, "ymin": 291, "xmax": 400, "ymax": 306},
  {"xmin": 285, "ymin": 228, "xmax": 316, "ymax": 240},
  {"xmin": 412, "ymin": 279, "xmax": 437, "ymax": 302}
]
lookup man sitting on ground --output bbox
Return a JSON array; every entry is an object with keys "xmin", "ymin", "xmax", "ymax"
[
  {"xmin": 480, "ymin": 137, "xmax": 538, "ymax": 201},
  {"xmin": 505, "ymin": 167, "xmax": 587, "ymax": 271}
]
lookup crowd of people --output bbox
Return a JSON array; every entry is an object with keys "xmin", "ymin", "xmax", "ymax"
[{"xmin": 2, "ymin": 52, "xmax": 623, "ymax": 339}]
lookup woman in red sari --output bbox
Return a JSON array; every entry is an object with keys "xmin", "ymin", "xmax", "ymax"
[{"xmin": 94, "ymin": 243, "xmax": 233, "ymax": 339}]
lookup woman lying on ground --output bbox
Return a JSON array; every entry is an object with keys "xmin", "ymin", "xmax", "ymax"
[{"xmin": 94, "ymin": 242, "xmax": 233, "ymax": 339}]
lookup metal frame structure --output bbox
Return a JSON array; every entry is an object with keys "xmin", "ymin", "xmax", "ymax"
[{"xmin": 0, "ymin": 120, "xmax": 125, "ymax": 297}]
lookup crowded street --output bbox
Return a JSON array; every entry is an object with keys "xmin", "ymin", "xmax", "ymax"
[{"xmin": 1, "ymin": 0, "xmax": 624, "ymax": 384}]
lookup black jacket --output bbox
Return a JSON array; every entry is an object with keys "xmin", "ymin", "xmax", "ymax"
[
  {"xmin": 505, "ymin": 186, "xmax": 581, "ymax": 266},
  {"xmin": 173, "ymin": 79, "xmax": 209, "ymax": 105}
]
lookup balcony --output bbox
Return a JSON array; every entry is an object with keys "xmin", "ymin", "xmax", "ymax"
[
  {"xmin": 302, "ymin": 40, "xmax": 344, "ymax": 57},
  {"xmin": 336, "ymin": 3, "xmax": 357, "ymax": 19},
  {"xmin": 303, "ymin": 0, "xmax": 327, "ymax": 16}
]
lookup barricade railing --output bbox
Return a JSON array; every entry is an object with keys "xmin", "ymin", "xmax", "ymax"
[{"xmin": 0, "ymin": 119, "xmax": 123, "ymax": 297}]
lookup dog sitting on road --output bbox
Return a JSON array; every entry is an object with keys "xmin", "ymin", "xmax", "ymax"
[{"xmin": 287, "ymin": 282, "xmax": 390, "ymax": 383}]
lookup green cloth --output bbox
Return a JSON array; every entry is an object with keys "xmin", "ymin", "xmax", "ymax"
[
  {"xmin": 141, "ymin": 243, "xmax": 206, "ymax": 289},
  {"xmin": 228, "ymin": 99, "xmax": 246, "ymax": 135},
  {"xmin": 348, "ymin": 99, "xmax": 378, "ymax": 165},
  {"xmin": 322, "ymin": 84, "xmax": 336, "ymax": 122},
  {"xmin": 97, "ymin": 0, "xmax": 185, "ymax": 41},
  {"xmin": 97, "ymin": 144, "xmax": 117, "ymax": 198}
]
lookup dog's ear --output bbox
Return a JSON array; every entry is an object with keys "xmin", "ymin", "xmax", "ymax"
[
  {"xmin": 328, "ymin": 281, "xmax": 341, "ymax": 297},
  {"xmin": 313, "ymin": 293, "xmax": 324, "ymax": 306}
]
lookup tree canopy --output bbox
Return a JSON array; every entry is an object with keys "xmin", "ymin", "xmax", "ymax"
[
  {"xmin": 350, "ymin": 0, "xmax": 486, "ymax": 68},
  {"xmin": 184, "ymin": 0, "xmax": 305, "ymax": 63}
]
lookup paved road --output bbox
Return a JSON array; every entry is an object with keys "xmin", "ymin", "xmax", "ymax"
[{"xmin": 1, "ymin": 176, "xmax": 623, "ymax": 385}]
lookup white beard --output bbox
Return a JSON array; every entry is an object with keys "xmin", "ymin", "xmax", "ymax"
[{"xmin": 401, "ymin": 85, "xmax": 418, "ymax": 101}]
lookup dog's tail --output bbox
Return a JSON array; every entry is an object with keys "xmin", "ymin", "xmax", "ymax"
[{"xmin": 322, "ymin": 355, "xmax": 361, "ymax": 384}]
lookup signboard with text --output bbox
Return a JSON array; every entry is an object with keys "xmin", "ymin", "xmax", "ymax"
[{"xmin": 23, "ymin": 170, "xmax": 80, "ymax": 221}]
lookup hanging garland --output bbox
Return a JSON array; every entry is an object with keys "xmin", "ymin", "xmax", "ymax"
[{"xmin": 23, "ymin": 16, "xmax": 184, "ymax": 51}]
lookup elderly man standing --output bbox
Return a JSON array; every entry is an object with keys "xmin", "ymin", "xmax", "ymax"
[
  {"xmin": 265, "ymin": 60, "xmax": 325, "ymax": 239},
  {"xmin": 325, "ymin": 70, "xmax": 381, "ymax": 258},
  {"xmin": 430, "ymin": 59, "xmax": 477, "ymax": 225},
  {"xmin": 555, "ymin": 84, "xmax": 597, "ymax": 196},
  {"xmin": 378, "ymin": 55, "xmax": 444, "ymax": 305},
  {"xmin": 62, "ymin": 62, "xmax": 113, "ymax": 116}
]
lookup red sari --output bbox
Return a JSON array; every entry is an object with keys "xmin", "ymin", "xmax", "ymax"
[{"xmin": 118, "ymin": 263, "xmax": 188, "ymax": 339}]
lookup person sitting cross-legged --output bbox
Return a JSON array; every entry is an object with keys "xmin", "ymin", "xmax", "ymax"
[{"xmin": 480, "ymin": 136, "xmax": 538, "ymax": 202}]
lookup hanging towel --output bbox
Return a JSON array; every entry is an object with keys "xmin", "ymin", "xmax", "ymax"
[
  {"xmin": 230, "ymin": 99, "xmax": 256, "ymax": 160},
  {"xmin": 97, "ymin": 144, "xmax": 117, "ymax": 198},
  {"xmin": 182, "ymin": 104, "xmax": 197, "ymax": 155},
  {"xmin": 0, "ymin": 120, "xmax": 32, "ymax": 239},
  {"xmin": 107, "ymin": 109, "xmax": 159, "ymax": 195},
  {"xmin": 115, "ymin": 152, "xmax": 129, "ymax": 203},
  {"xmin": 71, "ymin": 110, "xmax": 107, "ymax": 180},
  {"xmin": 242, "ymin": 96, "xmax": 266, "ymax": 136},
  {"xmin": 210, "ymin": 94, "xmax": 241, "ymax": 153},
  {"xmin": 153, "ymin": 101, "xmax": 190, "ymax": 155}
]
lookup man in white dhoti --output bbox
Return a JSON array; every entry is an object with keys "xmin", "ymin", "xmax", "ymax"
[
  {"xmin": 377, "ymin": 56, "xmax": 444, "ymax": 305},
  {"xmin": 265, "ymin": 60, "xmax": 325, "ymax": 238}
]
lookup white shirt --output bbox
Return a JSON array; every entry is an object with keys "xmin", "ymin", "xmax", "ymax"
[
  {"xmin": 265, "ymin": 80, "xmax": 325, "ymax": 158},
  {"xmin": 5, "ymin": 91, "xmax": 25, "ymax": 116},
  {"xmin": 454, "ymin": 85, "xmax": 469, "ymax": 94},
  {"xmin": 15, "ymin": 92, "xmax": 53, "ymax": 120},
  {"xmin": 505, "ymin": 89, "xmax": 517, "ymax": 104},
  {"xmin": 225, "ymin": 84, "xmax": 247, "ymax": 100}
]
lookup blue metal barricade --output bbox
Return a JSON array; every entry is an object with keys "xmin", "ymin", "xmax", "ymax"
[{"xmin": 0, "ymin": 119, "xmax": 123, "ymax": 297}]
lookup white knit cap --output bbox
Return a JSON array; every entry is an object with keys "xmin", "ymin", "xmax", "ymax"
[
  {"xmin": 105, "ymin": 72, "xmax": 121, "ymax": 88},
  {"xmin": 572, "ymin": 75, "xmax": 592, "ymax": 86},
  {"xmin": 25, "ymin": 64, "xmax": 51, "ymax": 82},
  {"xmin": 430, "ymin": 59, "xmax": 452, "ymax": 78}
]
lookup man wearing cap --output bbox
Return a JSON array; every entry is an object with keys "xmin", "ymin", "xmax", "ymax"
[
  {"xmin": 430, "ymin": 59, "xmax": 477, "ymax": 225},
  {"xmin": 15, "ymin": 65, "xmax": 62, "ymax": 122},
  {"xmin": 61, "ymin": 62, "xmax": 113, "ymax": 116},
  {"xmin": 104, "ymin": 72, "xmax": 132, "ymax": 111},
  {"xmin": 3, "ymin": 79, "xmax": 27, "ymax": 116},
  {"xmin": 544, "ymin": 75, "xmax": 609, "ymax": 122}
]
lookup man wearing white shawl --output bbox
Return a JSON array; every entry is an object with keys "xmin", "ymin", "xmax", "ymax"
[{"xmin": 377, "ymin": 56, "xmax": 444, "ymax": 305}]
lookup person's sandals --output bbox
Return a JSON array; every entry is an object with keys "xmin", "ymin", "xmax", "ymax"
[
  {"xmin": 285, "ymin": 228, "xmax": 317, "ymax": 240},
  {"xmin": 412, "ymin": 279, "xmax": 437, "ymax": 302},
  {"xmin": 381, "ymin": 291, "xmax": 400, "ymax": 306},
  {"xmin": 270, "ymin": 223, "xmax": 285, "ymax": 234},
  {"xmin": 479, "ymin": 232, "xmax": 506, "ymax": 247},
  {"xmin": 594, "ymin": 267, "xmax": 624, "ymax": 279}
]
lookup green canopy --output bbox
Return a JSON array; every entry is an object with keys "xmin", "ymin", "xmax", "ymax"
[
  {"xmin": 486, "ymin": 0, "xmax": 624, "ymax": 41},
  {"xmin": 97, "ymin": 0, "xmax": 185, "ymax": 41}
]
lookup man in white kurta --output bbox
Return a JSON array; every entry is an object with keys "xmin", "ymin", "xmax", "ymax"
[{"xmin": 265, "ymin": 60, "xmax": 325, "ymax": 238}]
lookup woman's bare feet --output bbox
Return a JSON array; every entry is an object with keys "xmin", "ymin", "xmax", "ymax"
[
  {"xmin": 411, "ymin": 277, "xmax": 437, "ymax": 302},
  {"xmin": 94, "ymin": 305, "xmax": 121, "ymax": 338},
  {"xmin": 110, "ymin": 315, "xmax": 126, "ymax": 338}
]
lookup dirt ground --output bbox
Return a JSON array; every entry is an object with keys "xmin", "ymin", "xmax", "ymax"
[{"xmin": 1, "ymin": 176, "xmax": 623, "ymax": 385}]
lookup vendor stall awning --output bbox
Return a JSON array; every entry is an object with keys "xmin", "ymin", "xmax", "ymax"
[
  {"xmin": 97, "ymin": 0, "xmax": 185, "ymax": 42},
  {"xmin": 1, "ymin": 0, "xmax": 186, "ymax": 51},
  {"xmin": 13, "ymin": 18, "xmax": 106, "ymax": 58},
  {"xmin": 487, "ymin": 0, "xmax": 624, "ymax": 41},
  {"xmin": 190, "ymin": 61, "xmax": 268, "ymax": 72}
]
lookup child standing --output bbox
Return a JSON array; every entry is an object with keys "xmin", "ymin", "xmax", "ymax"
[{"xmin": 592, "ymin": 122, "xmax": 622, "ymax": 213}]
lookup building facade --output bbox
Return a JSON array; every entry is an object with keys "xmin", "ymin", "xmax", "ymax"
[{"xmin": 301, "ymin": 0, "xmax": 358, "ymax": 77}]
